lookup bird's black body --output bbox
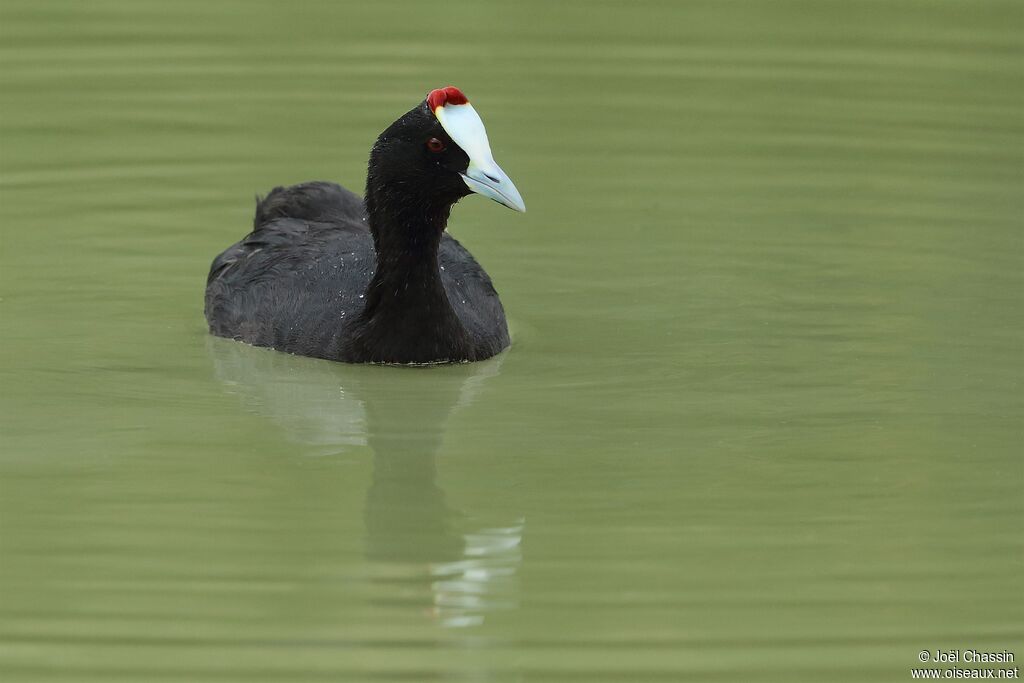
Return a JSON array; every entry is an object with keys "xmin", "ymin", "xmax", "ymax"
[{"xmin": 204, "ymin": 95, "xmax": 515, "ymax": 364}]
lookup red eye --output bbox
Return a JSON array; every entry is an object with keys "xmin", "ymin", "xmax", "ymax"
[{"xmin": 426, "ymin": 137, "xmax": 446, "ymax": 153}]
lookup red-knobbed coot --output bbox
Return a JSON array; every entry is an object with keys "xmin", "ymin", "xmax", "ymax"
[{"xmin": 205, "ymin": 86, "xmax": 525, "ymax": 364}]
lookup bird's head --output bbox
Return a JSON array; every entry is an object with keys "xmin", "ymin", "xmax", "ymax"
[{"xmin": 367, "ymin": 86, "xmax": 526, "ymax": 214}]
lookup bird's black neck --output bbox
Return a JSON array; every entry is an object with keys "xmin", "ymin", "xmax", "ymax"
[{"xmin": 351, "ymin": 190, "xmax": 470, "ymax": 363}]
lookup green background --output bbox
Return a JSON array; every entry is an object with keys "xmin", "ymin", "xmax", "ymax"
[{"xmin": 1, "ymin": 1, "xmax": 1021, "ymax": 680}]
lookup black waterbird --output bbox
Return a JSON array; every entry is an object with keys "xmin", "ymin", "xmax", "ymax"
[{"xmin": 205, "ymin": 86, "xmax": 525, "ymax": 364}]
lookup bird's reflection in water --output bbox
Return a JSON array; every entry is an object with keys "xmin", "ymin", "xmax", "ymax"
[{"xmin": 207, "ymin": 336, "xmax": 522, "ymax": 628}]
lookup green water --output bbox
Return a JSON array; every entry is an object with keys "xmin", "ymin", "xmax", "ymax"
[{"xmin": 1, "ymin": 1, "xmax": 1022, "ymax": 680}]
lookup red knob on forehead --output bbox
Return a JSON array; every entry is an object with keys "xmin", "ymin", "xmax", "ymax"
[{"xmin": 428, "ymin": 86, "xmax": 469, "ymax": 110}]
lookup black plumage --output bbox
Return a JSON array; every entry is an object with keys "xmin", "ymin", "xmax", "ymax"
[{"xmin": 205, "ymin": 92, "xmax": 520, "ymax": 364}]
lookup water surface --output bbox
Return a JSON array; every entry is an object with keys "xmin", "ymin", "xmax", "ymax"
[{"xmin": 1, "ymin": 1, "xmax": 1021, "ymax": 681}]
